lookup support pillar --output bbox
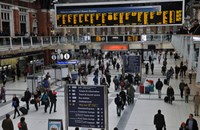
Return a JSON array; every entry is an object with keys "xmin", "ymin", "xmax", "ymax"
[
  {"xmin": 196, "ymin": 47, "xmax": 200, "ymax": 83},
  {"xmin": 188, "ymin": 38, "xmax": 194, "ymax": 70},
  {"xmin": 183, "ymin": 37, "xmax": 188, "ymax": 63}
]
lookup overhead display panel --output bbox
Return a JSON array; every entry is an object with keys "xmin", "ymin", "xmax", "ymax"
[{"xmin": 55, "ymin": 0, "xmax": 184, "ymax": 28}]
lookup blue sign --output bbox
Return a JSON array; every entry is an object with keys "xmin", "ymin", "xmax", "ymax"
[
  {"xmin": 56, "ymin": 60, "xmax": 80, "ymax": 65},
  {"xmin": 123, "ymin": 55, "xmax": 141, "ymax": 73},
  {"xmin": 67, "ymin": 85, "xmax": 105, "ymax": 129}
]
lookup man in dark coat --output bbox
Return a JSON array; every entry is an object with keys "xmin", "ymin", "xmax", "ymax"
[
  {"xmin": 24, "ymin": 88, "xmax": 31, "ymax": 110},
  {"xmin": 114, "ymin": 94, "xmax": 122, "ymax": 116},
  {"xmin": 151, "ymin": 62, "xmax": 154, "ymax": 75},
  {"xmin": 2, "ymin": 114, "xmax": 14, "ymax": 130},
  {"xmin": 186, "ymin": 113, "xmax": 199, "ymax": 130},
  {"xmin": 155, "ymin": 78, "xmax": 163, "ymax": 98},
  {"xmin": 189, "ymin": 19, "xmax": 200, "ymax": 35},
  {"xmin": 179, "ymin": 80, "xmax": 185, "ymax": 98},
  {"xmin": 154, "ymin": 109, "xmax": 166, "ymax": 130}
]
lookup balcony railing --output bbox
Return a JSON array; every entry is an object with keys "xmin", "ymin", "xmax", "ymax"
[{"xmin": 0, "ymin": 34, "xmax": 172, "ymax": 51}]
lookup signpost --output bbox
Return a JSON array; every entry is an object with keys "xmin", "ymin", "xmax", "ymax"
[
  {"xmin": 122, "ymin": 55, "xmax": 141, "ymax": 74},
  {"xmin": 65, "ymin": 84, "xmax": 108, "ymax": 130}
]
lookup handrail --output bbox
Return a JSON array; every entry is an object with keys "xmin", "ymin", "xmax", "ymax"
[{"xmin": 0, "ymin": 34, "xmax": 174, "ymax": 51}]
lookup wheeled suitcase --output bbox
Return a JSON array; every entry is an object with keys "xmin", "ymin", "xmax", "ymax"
[
  {"xmin": 164, "ymin": 79, "xmax": 168, "ymax": 85},
  {"xmin": 140, "ymin": 83, "xmax": 144, "ymax": 94},
  {"xmin": 19, "ymin": 107, "xmax": 28, "ymax": 115},
  {"xmin": 164, "ymin": 96, "xmax": 169, "ymax": 103},
  {"xmin": 145, "ymin": 86, "xmax": 150, "ymax": 94}
]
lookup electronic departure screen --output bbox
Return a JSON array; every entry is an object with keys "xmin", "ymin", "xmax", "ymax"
[{"xmin": 55, "ymin": 0, "xmax": 184, "ymax": 28}]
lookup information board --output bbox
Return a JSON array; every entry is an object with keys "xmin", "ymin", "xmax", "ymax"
[
  {"xmin": 55, "ymin": 0, "xmax": 184, "ymax": 28},
  {"xmin": 65, "ymin": 85, "xmax": 107, "ymax": 129},
  {"xmin": 123, "ymin": 55, "xmax": 141, "ymax": 73}
]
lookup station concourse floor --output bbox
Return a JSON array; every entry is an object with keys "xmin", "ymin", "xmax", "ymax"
[{"xmin": 1, "ymin": 54, "xmax": 200, "ymax": 130}]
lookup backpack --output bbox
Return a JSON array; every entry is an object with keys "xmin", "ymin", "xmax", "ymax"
[{"xmin": 18, "ymin": 122, "xmax": 22, "ymax": 129}]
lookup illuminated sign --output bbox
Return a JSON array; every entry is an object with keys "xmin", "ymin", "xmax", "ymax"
[
  {"xmin": 55, "ymin": 0, "xmax": 184, "ymax": 27},
  {"xmin": 102, "ymin": 44, "xmax": 128, "ymax": 50}
]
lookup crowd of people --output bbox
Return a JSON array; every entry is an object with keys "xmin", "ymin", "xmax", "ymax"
[{"xmin": 0, "ymin": 49, "xmax": 200, "ymax": 130}]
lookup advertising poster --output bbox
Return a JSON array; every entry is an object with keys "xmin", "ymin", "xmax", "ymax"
[{"xmin": 48, "ymin": 119, "xmax": 63, "ymax": 130}]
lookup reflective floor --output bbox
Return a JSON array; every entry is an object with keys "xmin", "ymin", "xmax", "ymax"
[{"xmin": 0, "ymin": 53, "xmax": 200, "ymax": 130}]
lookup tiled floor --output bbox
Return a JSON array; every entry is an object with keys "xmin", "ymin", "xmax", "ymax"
[{"xmin": 0, "ymin": 53, "xmax": 200, "ymax": 130}]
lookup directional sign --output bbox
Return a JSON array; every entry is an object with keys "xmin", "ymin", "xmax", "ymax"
[
  {"xmin": 123, "ymin": 55, "xmax": 141, "ymax": 73},
  {"xmin": 65, "ymin": 85, "xmax": 107, "ymax": 129}
]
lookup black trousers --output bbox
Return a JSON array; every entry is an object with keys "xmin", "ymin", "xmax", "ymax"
[
  {"xmin": 49, "ymin": 101, "xmax": 56, "ymax": 113},
  {"xmin": 14, "ymin": 107, "xmax": 20, "ymax": 118},
  {"xmin": 180, "ymin": 89, "xmax": 184, "ymax": 98},
  {"xmin": 25, "ymin": 100, "xmax": 30, "ymax": 110}
]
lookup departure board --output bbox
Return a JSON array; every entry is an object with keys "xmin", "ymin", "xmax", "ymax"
[{"xmin": 55, "ymin": 0, "xmax": 184, "ymax": 27}]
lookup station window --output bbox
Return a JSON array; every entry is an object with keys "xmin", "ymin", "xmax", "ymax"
[
  {"xmin": 1, "ymin": 12, "xmax": 10, "ymax": 21},
  {"xmin": 1, "ymin": 5, "xmax": 10, "ymax": 10},
  {"xmin": 20, "ymin": 15, "xmax": 26, "ymax": 22}
]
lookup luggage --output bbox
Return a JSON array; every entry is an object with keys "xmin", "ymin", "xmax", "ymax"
[
  {"xmin": 30, "ymin": 99, "xmax": 35, "ymax": 104},
  {"xmin": 149, "ymin": 84, "xmax": 154, "ymax": 92},
  {"xmin": 19, "ymin": 107, "xmax": 28, "ymax": 115},
  {"xmin": 140, "ymin": 84, "xmax": 144, "ymax": 94},
  {"xmin": 164, "ymin": 79, "xmax": 168, "ymax": 85},
  {"xmin": 21, "ymin": 97, "xmax": 25, "ymax": 102},
  {"xmin": 145, "ymin": 86, "xmax": 150, "ymax": 94},
  {"xmin": 164, "ymin": 96, "xmax": 169, "ymax": 103}
]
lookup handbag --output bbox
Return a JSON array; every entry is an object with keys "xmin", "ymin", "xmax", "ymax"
[{"xmin": 172, "ymin": 96, "xmax": 175, "ymax": 101}]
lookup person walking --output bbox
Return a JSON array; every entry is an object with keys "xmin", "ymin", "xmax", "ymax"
[
  {"xmin": 184, "ymin": 84, "xmax": 190, "ymax": 103},
  {"xmin": 186, "ymin": 113, "xmax": 198, "ymax": 130},
  {"xmin": 18, "ymin": 117, "xmax": 28, "ymax": 130},
  {"xmin": 166, "ymin": 86, "xmax": 174, "ymax": 104},
  {"xmin": 24, "ymin": 88, "xmax": 31, "ymax": 110},
  {"xmin": 154, "ymin": 109, "xmax": 166, "ymax": 130},
  {"xmin": 113, "ymin": 76, "xmax": 120, "ymax": 90},
  {"xmin": 48, "ymin": 90, "xmax": 57, "ymax": 114},
  {"xmin": 151, "ymin": 62, "xmax": 154, "ymax": 75},
  {"xmin": 188, "ymin": 69, "xmax": 193, "ymax": 84},
  {"xmin": 119, "ymin": 88, "xmax": 126, "ymax": 110},
  {"xmin": 155, "ymin": 78, "xmax": 163, "ymax": 98},
  {"xmin": 1, "ymin": 72, "xmax": 7, "ymax": 86},
  {"xmin": 145, "ymin": 63, "xmax": 149, "ymax": 75},
  {"xmin": 1, "ymin": 86, "xmax": 6, "ymax": 103},
  {"xmin": 41, "ymin": 91, "xmax": 49, "ymax": 113},
  {"xmin": 2, "ymin": 114, "xmax": 14, "ymax": 130},
  {"xmin": 193, "ymin": 91, "xmax": 200, "ymax": 116},
  {"xmin": 175, "ymin": 65, "xmax": 180, "ymax": 79},
  {"xmin": 114, "ymin": 94, "xmax": 122, "ymax": 116},
  {"xmin": 12, "ymin": 94, "xmax": 20, "ymax": 119},
  {"xmin": 33, "ymin": 91, "xmax": 39, "ymax": 111},
  {"xmin": 179, "ymin": 80, "xmax": 185, "ymax": 98}
]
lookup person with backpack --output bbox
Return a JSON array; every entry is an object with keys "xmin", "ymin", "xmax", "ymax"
[
  {"xmin": 12, "ymin": 94, "xmax": 20, "ymax": 119},
  {"xmin": 41, "ymin": 91, "xmax": 49, "ymax": 113},
  {"xmin": 18, "ymin": 117, "xmax": 28, "ymax": 130},
  {"xmin": 113, "ymin": 76, "xmax": 120, "ymax": 90},
  {"xmin": 166, "ymin": 86, "xmax": 174, "ymax": 104},
  {"xmin": 114, "ymin": 94, "xmax": 122, "ymax": 116},
  {"xmin": 48, "ymin": 90, "xmax": 57, "ymax": 114},
  {"xmin": 184, "ymin": 84, "xmax": 190, "ymax": 103}
]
